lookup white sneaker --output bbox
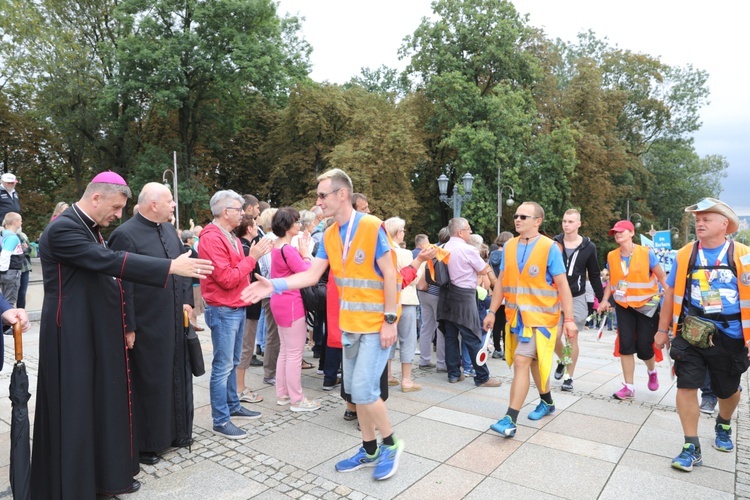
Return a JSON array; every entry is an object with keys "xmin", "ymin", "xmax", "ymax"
[{"xmin": 290, "ymin": 398, "xmax": 321, "ymax": 412}]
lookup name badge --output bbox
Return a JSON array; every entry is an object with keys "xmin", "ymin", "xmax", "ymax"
[
  {"xmin": 614, "ymin": 280, "xmax": 628, "ymax": 302},
  {"xmin": 701, "ymin": 289, "xmax": 723, "ymax": 314}
]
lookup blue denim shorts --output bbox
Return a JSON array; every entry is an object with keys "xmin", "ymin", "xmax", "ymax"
[{"xmin": 342, "ymin": 332, "xmax": 391, "ymax": 405}]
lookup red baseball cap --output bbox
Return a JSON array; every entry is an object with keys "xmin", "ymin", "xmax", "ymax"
[{"xmin": 608, "ymin": 220, "xmax": 635, "ymax": 235}]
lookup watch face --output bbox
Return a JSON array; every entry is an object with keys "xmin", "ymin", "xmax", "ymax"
[{"xmin": 384, "ymin": 313, "xmax": 397, "ymax": 324}]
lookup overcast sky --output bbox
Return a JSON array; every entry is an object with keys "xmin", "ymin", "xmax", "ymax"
[{"xmin": 277, "ymin": 0, "xmax": 748, "ymax": 214}]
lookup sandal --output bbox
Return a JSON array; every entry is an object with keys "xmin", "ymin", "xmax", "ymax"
[
  {"xmin": 301, "ymin": 360, "xmax": 314, "ymax": 370},
  {"xmin": 401, "ymin": 382, "xmax": 422, "ymax": 393},
  {"xmin": 387, "ymin": 377, "xmax": 400, "ymax": 387},
  {"xmin": 237, "ymin": 388, "xmax": 263, "ymax": 404}
]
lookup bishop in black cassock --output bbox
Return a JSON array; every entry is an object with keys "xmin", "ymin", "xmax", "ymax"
[{"xmin": 30, "ymin": 173, "xmax": 212, "ymax": 499}]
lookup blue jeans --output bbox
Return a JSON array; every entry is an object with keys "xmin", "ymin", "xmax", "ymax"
[
  {"xmin": 443, "ymin": 320, "xmax": 490, "ymax": 385},
  {"xmin": 205, "ymin": 305, "xmax": 245, "ymax": 426},
  {"xmin": 461, "ymin": 331, "xmax": 486, "ymax": 372},
  {"xmin": 256, "ymin": 307, "xmax": 266, "ymax": 350}
]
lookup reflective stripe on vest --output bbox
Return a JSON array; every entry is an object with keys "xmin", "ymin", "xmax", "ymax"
[
  {"xmin": 502, "ymin": 236, "xmax": 560, "ymax": 328},
  {"xmin": 324, "ymin": 214, "xmax": 401, "ymax": 333},
  {"xmin": 607, "ymin": 245, "xmax": 659, "ymax": 308},
  {"xmin": 671, "ymin": 241, "xmax": 750, "ymax": 342}
]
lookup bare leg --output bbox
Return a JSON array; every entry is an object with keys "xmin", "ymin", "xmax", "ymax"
[
  {"xmin": 356, "ymin": 399, "xmax": 392, "ymax": 442},
  {"xmin": 718, "ymin": 389, "xmax": 741, "ymax": 421},
  {"xmin": 676, "ymin": 388, "xmax": 700, "ymax": 436},
  {"xmin": 509, "ymin": 355, "xmax": 533, "ymax": 410},
  {"xmin": 621, "ymin": 354, "xmax": 635, "ymax": 384},
  {"xmin": 236, "ymin": 367, "xmax": 247, "ymax": 393}
]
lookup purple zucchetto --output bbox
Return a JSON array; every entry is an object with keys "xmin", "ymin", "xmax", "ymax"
[{"xmin": 90, "ymin": 171, "xmax": 128, "ymax": 186}]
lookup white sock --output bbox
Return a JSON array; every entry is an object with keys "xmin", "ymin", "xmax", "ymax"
[
  {"xmin": 625, "ymin": 383, "xmax": 635, "ymax": 391},
  {"xmin": 648, "ymin": 369, "xmax": 657, "ymax": 375}
]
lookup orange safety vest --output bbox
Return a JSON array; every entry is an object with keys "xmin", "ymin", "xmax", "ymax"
[
  {"xmin": 607, "ymin": 245, "xmax": 659, "ymax": 308},
  {"xmin": 324, "ymin": 214, "xmax": 402, "ymax": 334},
  {"xmin": 502, "ymin": 235, "xmax": 560, "ymax": 328},
  {"xmin": 671, "ymin": 241, "xmax": 750, "ymax": 342}
]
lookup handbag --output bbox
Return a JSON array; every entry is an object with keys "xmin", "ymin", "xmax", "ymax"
[
  {"xmin": 183, "ymin": 311, "xmax": 205, "ymax": 376},
  {"xmin": 681, "ymin": 315, "xmax": 716, "ymax": 349}
]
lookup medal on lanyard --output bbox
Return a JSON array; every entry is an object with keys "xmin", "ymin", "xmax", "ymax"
[
  {"xmin": 614, "ymin": 255, "xmax": 629, "ymax": 302},
  {"xmin": 697, "ymin": 241, "xmax": 729, "ymax": 314}
]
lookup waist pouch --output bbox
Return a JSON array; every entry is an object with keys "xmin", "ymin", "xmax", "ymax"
[{"xmin": 681, "ymin": 315, "xmax": 716, "ymax": 349}]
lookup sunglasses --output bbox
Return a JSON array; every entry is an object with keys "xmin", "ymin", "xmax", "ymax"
[
  {"xmin": 317, "ymin": 188, "xmax": 342, "ymax": 200},
  {"xmin": 513, "ymin": 214, "xmax": 539, "ymax": 220}
]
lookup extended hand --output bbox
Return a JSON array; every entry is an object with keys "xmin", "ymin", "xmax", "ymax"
[
  {"xmin": 171, "ymin": 251, "xmax": 214, "ymax": 279},
  {"xmin": 240, "ymin": 274, "xmax": 273, "ymax": 303},
  {"xmin": 416, "ymin": 246, "xmax": 438, "ymax": 263}
]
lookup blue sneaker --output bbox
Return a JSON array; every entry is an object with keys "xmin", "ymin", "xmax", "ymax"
[
  {"xmin": 528, "ymin": 400, "xmax": 555, "ymax": 421},
  {"xmin": 212, "ymin": 421, "xmax": 247, "ymax": 440},
  {"xmin": 671, "ymin": 443, "xmax": 702, "ymax": 471},
  {"xmin": 230, "ymin": 406, "xmax": 262, "ymax": 420},
  {"xmin": 490, "ymin": 415, "xmax": 517, "ymax": 438},
  {"xmin": 335, "ymin": 447, "xmax": 379, "ymax": 472},
  {"xmin": 372, "ymin": 438, "xmax": 405, "ymax": 481},
  {"xmin": 714, "ymin": 423, "xmax": 734, "ymax": 452}
]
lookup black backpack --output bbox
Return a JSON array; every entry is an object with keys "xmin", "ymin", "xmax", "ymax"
[
  {"xmin": 280, "ymin": 244, "xmax": 328, "ymax": 317},
  {"xmin": 424, "ymin": 249, "xmax": 450, "ymax": 287}
]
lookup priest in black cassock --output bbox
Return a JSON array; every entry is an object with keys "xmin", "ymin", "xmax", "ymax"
[
  {"xmin": 30, "ymin": 172, "xmax": 214, "ymax": 499},
  {"xmin": 108, "ymin": 182, "xmax": 194, "ymax": 466}
]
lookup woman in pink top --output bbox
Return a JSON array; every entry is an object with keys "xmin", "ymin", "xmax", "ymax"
[{"xmin": 269, "ymin": 208, "xmax": 320, "ymax": 412}]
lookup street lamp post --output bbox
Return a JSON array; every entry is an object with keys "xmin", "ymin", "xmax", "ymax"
[
  {"xmin": 437, "ymin": 172, "xmax": 474, "ymax": 218},
  {"xmin": 497, "ymin": 185, "xmax": 516, "ymax": 235},
  {"xmin": 163, "ymin": 151, "xmax": 179, "ymax": 229},
  {"xmin": 629, "ymin": 212, "xmax": 642, "ymax": 229}
]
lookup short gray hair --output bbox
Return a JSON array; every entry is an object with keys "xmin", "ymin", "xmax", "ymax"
[
  {"xmin": 83, "ymin": 182, "xmax": 132, "ymax": 200},
  {"xmin": 181, "ymin": 230, "xmax": 195, "ymax": 242},
  {"xmin": 298, "ymin": 210, "xmax": 317, "ymax": 229},
  {"xmin": 210, "ymin": 190, "xmax": 244, "ymax": 217},
  {"xmin": 448, "ymin": 218, "xmax": 467, "ymax": 236},
  {"xmin": 384, "ymin": 217, "xmax": 405, "ymax": 239}
]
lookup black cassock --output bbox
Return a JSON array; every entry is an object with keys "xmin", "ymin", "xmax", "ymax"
[
  {"xmin": 31, "ymin": 206, "xmax": 172, "ymax": 499},
  {"xmin": 108, "ymin": 213, "xmax": 194, "ymax": 453}
]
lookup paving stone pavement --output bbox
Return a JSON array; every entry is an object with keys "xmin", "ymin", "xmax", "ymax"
[{"xmin": 0, "ymin": 318, "xmax": 748, "ymax": 499}]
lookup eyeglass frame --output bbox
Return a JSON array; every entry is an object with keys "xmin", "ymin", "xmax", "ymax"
[
  {"xmin": 513, "ymin": 214, "xmax": 540, "ymax": 221},
  {"xmin": 316, "ymin": 188, "xmax": 342, "ymax": 200}
]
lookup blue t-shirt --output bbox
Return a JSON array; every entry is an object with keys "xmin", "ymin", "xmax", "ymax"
[
  {"xmin": 666, "ymin": 243, "xmax": 741, "ymax": 339},
  {"xmin": 2, "ymin": 231, "xmax": 20, "ymax": 253},
  {"xmin": 315, "ymin": 212, "xmax": 391, "ymax": 277},
  {"xmin": 500, "ymin": 238, "xmax": 566, "ymax": 285}
]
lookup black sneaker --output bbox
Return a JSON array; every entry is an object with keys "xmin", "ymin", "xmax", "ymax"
[
  {"xmin": 323, "ymin": 378, "xmax": 341, "ymax": 391},
  {"xmin": 554, "ymin": 362, "xmax": 565, "ymax": 380},
  {"xmin": 561, "ymin": 378, "xmax": 573, "ymax": 392},
  {"xmin": 343, "ymin": 410, "xmax": 358, "ymax": 421}
]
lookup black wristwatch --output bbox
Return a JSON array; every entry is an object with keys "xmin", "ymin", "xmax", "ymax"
[{"xmin": 384, "ymin": 313, "xmax": 398, "ymax": 324}]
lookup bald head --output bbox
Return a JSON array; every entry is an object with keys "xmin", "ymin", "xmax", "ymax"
[{"xmin": 138, "ymin": 182, "xmax": 175, "ymax": 224}]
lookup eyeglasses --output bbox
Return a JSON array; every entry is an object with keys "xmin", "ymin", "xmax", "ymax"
[
  {"xmin": 317, "ymin": 188, "xmax": 342, "ymax": 200},
  {"xmin": 225, "ymin": 207, "xmax": 243, "ymax": 213},
  {"xmin": 513, "ymin": 214, "xmax": 539, "ymax": 220},
  {"xmin": 295, "ymin": 220, "xmax": 303, "ymax": 226}
]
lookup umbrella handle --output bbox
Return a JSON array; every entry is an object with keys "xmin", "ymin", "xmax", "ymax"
[
  {"xmin": 183, "ymin": 309, "xmax": 189, "ymax": 329},
  {"xmin": 13, "ymin": 322, "xmax": 22, "ymax": 362}
]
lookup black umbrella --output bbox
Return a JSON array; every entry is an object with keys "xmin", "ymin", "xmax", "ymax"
[{"xmin": 9, "ymin": 322, "xmax": 30, "ymax": 500}]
